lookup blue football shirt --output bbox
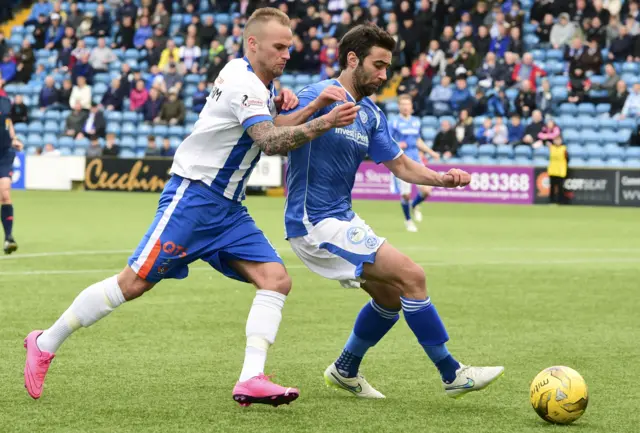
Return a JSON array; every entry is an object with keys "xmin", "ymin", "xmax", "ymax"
[
  {"xmin": 283, "ymin": 80, "xmax": 402, "ymax": 239},
  {"xmin": 389, "ymin": 115, "xmax": 422, "ymax": 163}
]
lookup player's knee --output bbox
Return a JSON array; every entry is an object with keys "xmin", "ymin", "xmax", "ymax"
[
  {"xmin": 402, "ymin": 193, "xmax": 411, "ymax": 201},
  {"xmin": 257, "ymin": 272, "xmax": 292, "ymax": 295},
  {"xmin": 118, "ymin": 267, "xmax": 155, "ymax": 301},
  {"xmin": 400, "ymin": 264, "xmax": 427, "ymax": 299},
  {"xmin": 0, "ymin": 190, "xmax": 10, "ymax": 204}
]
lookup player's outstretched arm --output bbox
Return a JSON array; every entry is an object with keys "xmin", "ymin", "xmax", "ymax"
[
  {"xmin": 384, "ymin": 153, "xmax": 471, "ymax": 188},
  {"xmin": 274, "ymin": 85, "xmax": 347, "ymax": 127},
  {"xmin": 248, "ymin": 102, "xmax": 359, "ymax": 156}
]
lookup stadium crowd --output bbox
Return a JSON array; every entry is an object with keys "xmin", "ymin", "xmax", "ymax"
[{"xmin": 1, "ymin": 0, "xmax": 640, "ymax": 166}]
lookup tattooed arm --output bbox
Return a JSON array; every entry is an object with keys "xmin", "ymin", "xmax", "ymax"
[{"xmin": 247, "ymin": 102, "xmax": 360, "ymax": 156}]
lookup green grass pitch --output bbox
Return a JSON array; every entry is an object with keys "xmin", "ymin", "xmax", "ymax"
[{"xmin": 1, "ymin": 190, "xmax": 639, "ymax": 433}]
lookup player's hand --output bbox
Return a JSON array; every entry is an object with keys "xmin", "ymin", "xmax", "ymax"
[
  {"xmin": 12, "ymin": 139, "xmax": 24, "ymax": 152},
  {"xmin": 442, "ymin": 168, "xmax": 471, "ymax": 188},
  {"xmin": 274, "ymin": 88, "xmax": 298, "ymax": 112},
  {"xmin": 324, "ymin": 102, "xmax": 360, "ymax": 128},
  {"xmin": 399, "ymin": 141, "xmax": 408, "ymax": 149},
  {"xmin": 316, "ymin": 85, "xmax": 347, "ymax": 108}
]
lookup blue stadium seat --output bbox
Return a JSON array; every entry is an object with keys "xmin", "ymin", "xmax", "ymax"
[
  {"xmin": 495, "ymin": 158, "xmax": 513, "ymax": 165},
  {"xmin": 58, "ymin": 136, "xmax": 74, "ymax": 148},
  {"xmin": 94, "ymin": 73, "xmax": 111, "ymax": 84},
  {"xmin": 26, "ymin": 146, "xmax": 38, "ymax": 155},
  {"xmin": 153, "ymin": 125, "xmax": 169, "ymax": 136},
  {"xmin": 585, "ymin": 143, "xmax": 604, "ymax": 159},
  {"xmin": 136, "ymin": 136, "xmax": 148, "ymax": 148},
  {"xmin": 186, "ymin": 112, "xmax": 199, "ymax": 124},
  {"xmin": 168, "ymin": 126, "xmax": 184, "ymax": 138},
  {"xmin": 579, "ymin": 128, "xmax": 598, "ymax": 143},
  {"xmin": 73, "ymin": 148, "xmax": 86, "ymax": 156},
  {"xmin": 28, "ymin": 121, "xmax": 44, "ymax": 134},
  {"xmin": 599, "ymin": 129, "xmax": 618, "ymax": 143},
  {"xmin": 137, "ymin": 124, "xmax": 152, "ymax": 136},
  {"xmin": 577, "ymin": 103, "xmax": 596, "ymax": 115},
  {"xmin": 30, "ymin": 109, "xmax": 44, "ymax": 121},
  {"xmin": 122, "ymin": 112, "xmax": 139, "ymax": 123},
  {"xmin": 514, "ymin": 145, "xmax": 533, "ymax": 158},
  {"xmin": 385, "ymin": 101, "xmax": 399, "ymax": 113},
  {"xmin": 569, "ymin": 158, "xmax": 587, "ymax": 167},
  {"xmin": 279, "ymin": 74, "xmax": 295, "ymax": 87},
  {"xmin": 626, "ymin": 159, "xmax": 640, "ymax": 168},
  {"xmin": 563, "ymin": 128, "xmax": 580, "ymax": 142},
  {"xmin": 477, "ymin": 156, "xmax": 497, "ymax": 165},
  {"xmin": 606, "ymin": 158, "xmax": 624, "ymax": 167},
  {"xmin": 533, "ymin": 146, "xmax": 549, "ymax": 158},
  {"xmin": 477, "ymin": 144, "xmax": 496, "ymax": 157},
  {"xmin": 585, "ymin": 158, "xmax": 606, "ymax": 167},
  {"xmin": 546, "ymin": 49, "xmax": 564, "ymax": 61},
  {"xmin": 59, "ymin": 146, "xmax": 72, "ymax": 156},
  {"xmin": 461, "ymin": 156, "xmax": 477, "ymax": 164},
  {"xmin": 439, "ymin": 115, "xmax": 456, "ymax": 125},
  {"xmin": 120, "ymin": 136, "xmax": 136, "ymax": 149},
  {"xmin": 559, "ymin": 103, "xmax": 577, "ymax": 116},
  {"xmin": 505, "ymin": 88, "xmax": 518, "ymax": 101},
  {"xmin": 106, "ymin": 124, "xmax": 121, "ymax": 136},
  {"xmin": 125, "ymin": 49, "xmax": 140, "ymax": 60},
  {"xmin": 531, "ymin": 157, "xmax": 547, "ymax": 166},
  {"xmin": 44, "ymin": 110, "xmax": 61, "ymax": 122},
  {"xmin": 617, "ymin": 129, "xmax": 633, "ymax": 143},
  {"xmin": 42, "ymin": 133, "xmax": 57, "ymax": 145},
  {"xmin": 625, "ymin": 147, "xmax": 640, "ymax": 159},
  {"xmin": 622, "ymin": 62, "xmax": 639, "ymax": 74},
  {"xmin": 121, "ymin": 122, "xmax": 136, "ymax": 134},
  {"xmin": 567, "ymin": 144, "xmax": 586, "ymax": 159},
  {"xmin": 496, "ymin": 145, "xmax": 514, "ymax": 158},
  {"xmin": 296, "ymin": 74, "xmax": 312, "ymax": 85},
  {"xmin": 531, "ymin": 49, "xmax": 545, "ymax": 62},
  {"xmin": 421, "ymin": 116, "xmax": 438, "ymax": 128},
  {"xmin": 458, "ymin": 144, "xmax": 477, "ymax": 157},
  {"xmin": 549, "ymin": 75, "xmax": 568, "ymax": 87},
  {"xmin": 170, "ymin": 137, "xmax": 182, "ymax": 148},
  {"xmin": 420, "ymin": 127, "xmax": 437, "ymax": 141},
  {"xmin": 598, "ymin": 117, "xmax": 617, "ymax": 130},
  {"xmin": 119, "ymin": 149, "xmax": 136, "ymax": 158},
  {"xmin": 513, "ymin": 157, "xmax": 532, "ymax": 165},
  {"xmin": 106, "ymin": 111, "xmax": 123, "ymax": 123},
  {"xmin": 618, "ymin": 118, "xmax": 637, "ymax": 130},
  {"xmin": 75, "ymin": 138, "xmax": 90, "ymax": 148},
  {"xmin": 14, "ymin": 123, "xmax": 28, "ymax": 134},
  {"xmin": 43, "ymin": 121, "xmax": 59, "ymax": 134},
  {"xmin": 551, "ymin": 87, "xmax": 568, "ymax": 101}
]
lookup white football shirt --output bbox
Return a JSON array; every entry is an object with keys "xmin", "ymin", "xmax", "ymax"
[{"xmin": 170, "ymin": 57, "xmax": 277, "ymax": 202}]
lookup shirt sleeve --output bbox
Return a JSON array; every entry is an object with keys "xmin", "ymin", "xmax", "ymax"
[
  {"xmin": 228, "ymin": 77, "xmax": 273, "ymax": 130},
  {"xmin": 280, "ymin": 85, "xmax": 320, "ymax": 119},
  {"xmin": 368, "ymin": 110, "xmax": 403, "ymax": 164}
]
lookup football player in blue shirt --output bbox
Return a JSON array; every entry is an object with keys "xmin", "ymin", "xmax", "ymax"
[
  {"xmin": 278, "ymin": 24, "xmax": 504, "ymax": 399},
  {"xmin": 389, "ymin": 93, "xmax": 441, "ymax": 232}
]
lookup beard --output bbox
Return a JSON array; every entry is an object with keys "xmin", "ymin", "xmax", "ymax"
[{"xmin": 353, "ymin": 65, "xmax": 382, "ymax": 98}]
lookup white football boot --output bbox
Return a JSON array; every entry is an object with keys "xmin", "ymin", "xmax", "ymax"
[
  {"xmin": 405, "ymin": 220, "xmax": 418, "ymax": 232},
  {"xmin": 324, "ymin": 363, "xmax": 385, "ymax": 399},
  {"xmin": 413, "ymin": 207, "xmax": 423, "ymax": 223},
  {"xmin": 443, "ymin": 364, "xmax": 505, "ymax": 399}
]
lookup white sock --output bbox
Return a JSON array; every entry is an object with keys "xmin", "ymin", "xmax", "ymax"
[
  {"xmin": 238, "ymin": 290, "xmax": 287, "ymax": 382},
  {"xmin": 37, "ymin": 275, "xmax": 126, "ymax": 353}
]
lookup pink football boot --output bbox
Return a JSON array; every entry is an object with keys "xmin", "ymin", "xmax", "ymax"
[
  {"xmin": 23, "ymin": 330, "xmax": 55, "ymax": 399},
  {"xmin": 232, "ymin": 374, "xmax": 299, "ymax": 407}
]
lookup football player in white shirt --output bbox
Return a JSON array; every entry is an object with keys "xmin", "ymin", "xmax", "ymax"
[{"xmin": 24, "ymin": 8, "xmax": 359, "ymax": 407}]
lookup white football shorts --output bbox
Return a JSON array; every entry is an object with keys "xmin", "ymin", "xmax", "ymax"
[
  {"xmin": 390, "ymin": 175, "xmax": 412, "ymax": 195},
  {"xmin": 288, "ymin": 214, "xmax": 385, "ymax": 289}
]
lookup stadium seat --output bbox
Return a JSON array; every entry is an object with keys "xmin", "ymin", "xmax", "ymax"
[
  {"xmin": 385, "ymin": 101, "xmax": 399, "ymax": 113},
  {"xmin": 122, "ymin": 112, "xmax": 139, "ymax": 123},
  {"xmin": 617, "ymin": 129, "xmax": 633, "ymax": 143},
  {"xmin": 577, "ymin": 103, "xmax": 596, "ymax": 115},
  {"xmin": 458, "ymin": 144, "xmax": 477, "ymax": 157},
  {"xmin": 567, "ymin": 144, "xmax": 586, "ymax": 159},
  {"xmin": 107, "ymin": 124, "xmax": 121, "ymax": 136},
  {"xmin": 136, "ymin": 136, "xmax": 148, "ymax": 148},
  {"xmin": 533, "ymin": 146, "xmax": 549, "ymax": 158},
  {"xmin": 625, "ymin": 147, "xmax": 640, "ymax": 159},
  {"xmin": 420, "ymin": 116, "xmax": 438, "ymax": 128},
  {"xmin": 44, "ymin": 120, "xmax": 60, "ymax": 134},
  {"xmin": 121, "ymin": 122, "xmax": 136, "ymax": 134},
  {"xmin": 626, "ymin": 159, "xmax": 640, "ymax": 168},
  {"xmin": 579, "ymin": 129, "xmax": 598, "ymax": 143},
  {"xmin": 514, "ymin": 145, "xmax": 533, "ymax": 158},
  {"xmin": 461, "ymin": 156, "xmax": 477, "ymax": 164},
  {"xmin": 549, "ymin": 75, "xmax": 568, "ymax": 87},
  {"xmin": 477, "ymin": 144, "xmax": 496, "ymax": 157},
  {"xmin": 186, "ymin": 112, "xmax": 199, "ymax": 124},
  {"xmin": 563, "ymin": 128, "xmax": 580, "ymax": 142},
  {"xmin": 559, "ymin": 103, "xmax": 577, "ymax": 116},
  {"xmin": 43, "ymin": 110, "xmax": 60, "ymax": 122},
  {"xmin": 28, "ymin": 121, "xmax": 44, "ymax": 134},
  {"xmin": 477, "ymin": 156, "xmax": 497, "ymax": 165},
  {"xmin": 137, "ymin": 124, "xmax": 152, "ymax": 136},
  {"xmin": 599, "ymin": 129, "xmax": 618, "ymax": 144},
  {"xmin": 551, "ymin": 87, "xmax": 568, "ymax": 101},
  {"xmin": 496, "ymin": 145, "xmax": 514, "ymax": 158},
  {"xmin": 514, "ymin": 157, "xmax": 532, "ymax": 165},
  {"xmin": 14, "ymin": 123, "xmax": 28, "ymax": 134},
  {"xmin": 606, "ymin": 158, "xmax": 624, "ymax": 167},
  {"xmin": 568, "ymin": 158, "xmax": 587, "ymax": 167},
  {"xmin": 30, "ymin": 109, "xmax": 44, "ymax": 121},
  {"xmin": 75, "ymin": 138, "xmax": 90, "ymax": 148},
  {"xmin": 42, "ymin": 133, "xmax": 57, "ymax": 145},
  {"xmin": 168, "ymin": 126, "xmax": 184, "ymax": 138},
  {"xmin": 120, "ymin": 136, "xmax": 136, "ymax": 149},
  {"xmin": 295, "ymin": 74, "xmax": 312, "ymax": 85},
  {"xmin": 58, "ymin": 136, "xmax": 74, "ymax": 148},
  {"xmin": 420, "ymin": 127, "xmax": 437, "ymax": 141},
  {"xmin": 585, "ymin": 143, "xmax": 604, "ymax": 160}
]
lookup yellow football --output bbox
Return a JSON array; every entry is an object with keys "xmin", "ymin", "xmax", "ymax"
[{"xmin": 530, "ymin": 366, "xmax": 589, "ymax": 425}]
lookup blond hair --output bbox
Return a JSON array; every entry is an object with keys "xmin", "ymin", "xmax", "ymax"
[
  {"xmin": 398, "ymin": 94, "xmax": 413, "ymax": 103},
  {"xmin": 243, "ymin": 7, "xmax": 290, "ymax": 51}
]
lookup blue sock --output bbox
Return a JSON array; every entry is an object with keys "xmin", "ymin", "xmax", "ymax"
[
  {"xmin": 1, "ymin": 204, "xmax": 13, "ymax": 240},
  {"xmin": 401, "ymin": 297, "xmax": 460, "ymax": 383},
  {"xmin": 411, "ymin": 193, "xmax": 427, "ymax": 209},
  {"xmin": 335, "ymin": 300, "xmax": 400, "ymax": 378},
  {"xmin": 400, "ymin": 199, "xmax": 411, "ymax": 220}
]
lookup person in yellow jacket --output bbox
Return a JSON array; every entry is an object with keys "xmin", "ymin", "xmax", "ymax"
[{"xmin": 547, "ymin": 136, "xmax": 569, "ymax": 204}]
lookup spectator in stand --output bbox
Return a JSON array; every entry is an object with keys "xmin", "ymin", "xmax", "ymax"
[
  {"xmin": 536, "ymin": 78, "xmax": 553, "ymax": 116},
  {"xmin": 450, "ymin": 77, "xmax": 473, "ymax": 113},
  {"xmin": 71, "ymin": 40, "xmax": 90, "ymax": 68},
  {"xmin": 157, "ymin": 89, "xmax": 185, "ymax": 125},
  {"xmin": 587, "ymin": 16, "xmax": 607, "ymax": 47},
  {"xmin": 10, "ymin": 95, "xmax": 28, "ymax": 124},
  {"xmin": 89, "ymin": 37, "xmax": 117, "ymax": 73},
  {"xmin": 151, "ymin": 3, "xmax": 170, "ymax": 30},
  {"xmin": 567, "ymin": 68, "xmax": 591, "ymax": 103},
  {"xmin": 476, "ymin": 25, "xmax": 492, "ymax": 58},
  {"xmin": 516, "ymin": 80, "xmax": 537, "ymax": 117},
  {"xmin": 113, "ymin": 15, "xmax": 135, "ymax": 51},
  {"xmin": 522, "ymin": 109, "xmax": 545, "ymax": 147},
  {"xmin": 103, "ymin": 133, "xmax": 120, "ymax": 157},
  {"xmin": 45, "ymin": 14, "xmax": 65, "ymax": 50},
  {"xmin": 71, "ymin": 53, "xmax": 94, "ymax": 85},
  {"xmin": 69, "ymin": 76, "xmax": 92, "ymax": 111},
  {"xmin": 536, "ymin": 14, "xmax": 553, "ymax": 45},
  {"xmin": 457, "ymin": 42, "xmax": 481, "ymax": 78},
  {"xmin": 608, "ymin": 24, "xmax": 633, "ymax": 61},
  {"xmin": 200, "ymin": 16, "xmax": 217, "ymax": 49},
  {"xmin": 426, "ymin": 40, "xmax": 447, "ymax": 77},
  {"xmin": 224, "ymin": 25, "xmax": 243, "ymax": 56},
  {"xmin": 512, "ymin": 53, "xmax": 546, "ymax": 90},
  {"xmin": 100, "ymin": 78, "xmax": 124, "ymax": 111},
  {"xmin": 180, "ymin": 36, "xmax": 202, "ymax": 74},
  {"xmin": 57, "ymin": 37, "xmax": 74, "ymax": 72},
  {"xmin": 25, "ymin": 0, "xmax": 53, "ymax": 26},
  {"xmin": 303, "ymin": 39, "xmax": 322, "ymax": 73},
  {"xmin": 64, "ymin": 102, "xmax": 88, "ymax": 138},
  {"xmin": 163, "ymin": 63, "xmax": 183, "ymax": 95},
  {"xmin": 32, "ymin": 14, "xmax": 49, "ymax": 50},
  {"xmin": 580, "ymin": 39, "xmax": 603, "ymax": 74},
  {"xmin": 506, "ymin": 1, "xmax": 526, "ymax": 29},
  {"xmin": 59, "ymin": 78, "xmax": 73, "ymax": 109},
  {"xmin": 141, "ymin": 88, "xmax": 164, "ymax": 123},
  {"xmin": 455, "ymin": 109, "xmax": 475, "ymax": 144},
  {"xmin": 129, "ymin": 79, "xmax": 149, "ymax": 112},
  {"xmin": 610, "ymin": 79, "xmax": 628, "ymax": 117},
  {"xmin": 161, "ymin": 137, "xmax": 175, "ymax": 157},
  {"xmin": 621, "ymin": 83, "xmax": 640, "ymax": 119},
  {"xmin": 141, "ymin": 38, "xmax": 161, "ymax": 68},
  {"xmin": 134, "ymin": 16, "xmax": 153, "ymax": 49},
  {"xmin": 535, "ymin": 118, "xmax": 561, "ymax": 147},
  {"xmin": 159, "ymin": 40, "xmax": 180, "ymax": 71},
  {"xmin": 144, "ymin": 135, "xmax": 161, "ymax": 157},
  {"xmin": 472, "ymin": 88, "xmax": 489, "ymax": 116},
  {"xmin": 80, "ymin": 103, "xmax": 106, "ymax": 140},
  {"xmin": 0, "ymin": 53, "xmax": 16, "ymax": 83},
  {"xmin": 429, "ymin": 75, "xmax": 452, "ymax": 115},
  {"xmin": 66, "ymin": 2, "xmax": 83, "ymax": 30},
  {"xmin": 508, "ymin": 114, "xmax": 525, "ymax": 144},
  {"xmin": 14, "ymin": 39, "xmax": 35, "ymax": 84},
  {"xmin": 564, "ymin": 37, "xmax": 585, "ymax": 72},
  {"xmin": 42, "ymin": 142, "xmax": 61, "ymax": 156},
  {"xmin": 86, "ymin": 137, "xmax": 103, "ymax": 158},
  {"xmin": 91, "ymin": 4, "xmax": 112, "ymax": 37},
  {"xmin": 509, "ymin": 27, "xmax": 525, "ymax": 57},
  {"xmin": 492, "ymin": 116, "xmax": 509, "ymax": 145},
  {"xmin": 432, "ymin": 119, "xmax": 459, "ymax": 159},
  {"xmin": 551, "ymin": 13, "xmax": 578, "ymax": 49},
  {"xmin": 477, "ymin": 117, "xmax": 495, "ymax": 144},
  {"xmin": 192, "ymin": 81, "xmax": 207, "ymax": 113}
]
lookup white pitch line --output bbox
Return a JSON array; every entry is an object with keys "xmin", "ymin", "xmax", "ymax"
[
  {"xmin": 1, "ymin": 246, "xmax": 640, "ymax": 262},
  {"xmin": 0, "ymin": 257, "xmax": 638, "ymax": 277}
]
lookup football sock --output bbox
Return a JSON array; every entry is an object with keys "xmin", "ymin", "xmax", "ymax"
[
  {"xmin": 412, "ymin": 193, "xmax": 427, "ymax": 209},
  {"xmin": 239, "ymin": 290, "xmax": 286, "ymax": 382},
  {"xmin": 334, "ymin": 300, "xmax": 399, "ymax": 378},
  {"xmin": 1, "ymin": 204, "xmax": 13, "ymax": 240},
  {"xmin": 400, "ymin": 199, "xmax": 411, "ymax": 221},
  {"xmin": 401, "ymin": 296, "xmax": 460, "ymax": 383},
  {"xmin": 37, "ymin": 275, "xmax": 126, "ymax": 353}
]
